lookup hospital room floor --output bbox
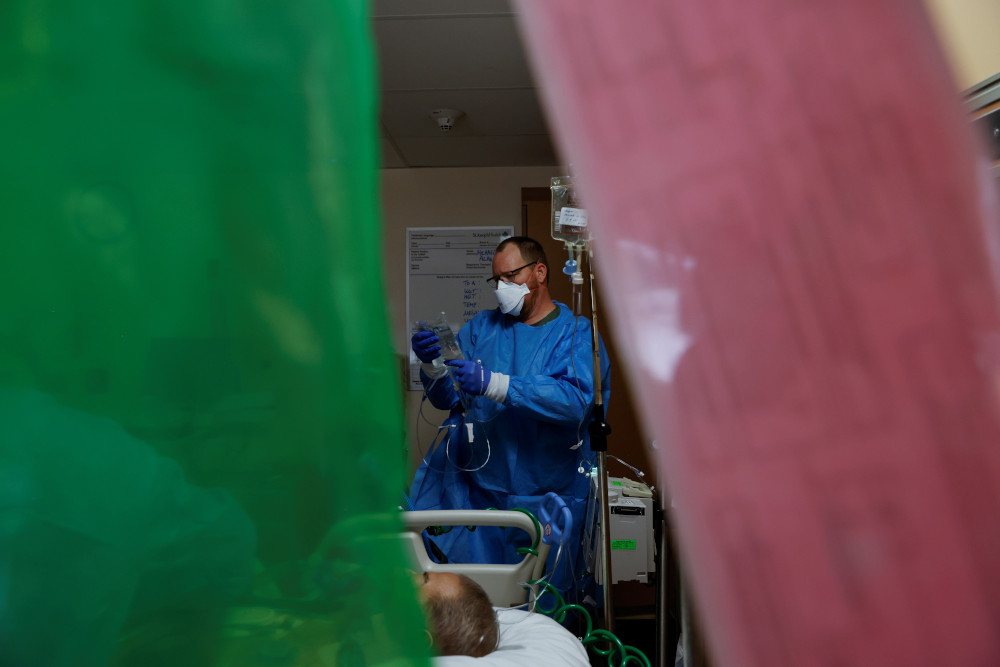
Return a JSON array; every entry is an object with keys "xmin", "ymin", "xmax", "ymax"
[
  {"xmin": 611, "ymin": 612, "xmax": 658, "ymax": 666},
  {"xmin": 610, "ymin": 580, "xmax": 670, "ymax": 666}
]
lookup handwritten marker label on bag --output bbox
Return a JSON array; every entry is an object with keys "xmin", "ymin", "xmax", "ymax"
[{"xmin": 559, "ymin": 207, "xmax": 588, "ymax": 228}]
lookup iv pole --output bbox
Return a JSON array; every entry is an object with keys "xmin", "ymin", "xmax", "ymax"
[
  {"xmin": 552, "ymin": 175, "xmax": 613, "ymax": 631},
  {"xmin": 563, "ymin": 241, "xmax": 614, "ymax": 632},
  {"xmin": 585, "ymin": 246, "xmax": 615, "ymax": 632}
]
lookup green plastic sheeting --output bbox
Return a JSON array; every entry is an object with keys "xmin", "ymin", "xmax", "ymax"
[{"xmin": 0, "ymin": 1, "xmax": 428, "ymax": 665}]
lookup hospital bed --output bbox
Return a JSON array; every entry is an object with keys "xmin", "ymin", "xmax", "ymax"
[{"xmin": 401, "ymin": 510, "xmax": 591, "ymax": 666}]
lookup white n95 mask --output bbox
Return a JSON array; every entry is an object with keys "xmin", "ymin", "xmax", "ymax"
[{"xmin": 494, "ymin": 281, "xmax": 530, "ymax": 316}]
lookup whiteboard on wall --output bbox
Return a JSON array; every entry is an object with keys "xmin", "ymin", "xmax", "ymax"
[{"xmin": 407, "ymin": 226, "xmax": 514, "ymax": 390}]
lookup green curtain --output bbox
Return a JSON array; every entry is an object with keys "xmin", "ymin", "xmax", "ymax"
[{"xmin": 0, "ymin": 1, "xmax": 427, "ymax": 664}]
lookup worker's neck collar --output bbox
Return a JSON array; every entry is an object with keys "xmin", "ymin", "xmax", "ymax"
[
  {"xmin": 514, "ymin": 299, "xmax": 557, "ymax": 326},
  {"xmin": 527, "ymin": 304, "xmax": 559, "ymax": 327}
]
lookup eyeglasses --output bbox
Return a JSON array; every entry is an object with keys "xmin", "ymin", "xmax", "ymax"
[{"xmin": 486, "ymin": 261, "xmax": 537, "ymax": 289}]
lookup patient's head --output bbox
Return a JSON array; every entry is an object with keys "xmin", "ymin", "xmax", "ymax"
[{"xmin": 416, "ymin": 572, "xmax": 498, "ymax": 658}]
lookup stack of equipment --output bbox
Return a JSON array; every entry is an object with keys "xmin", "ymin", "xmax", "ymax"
[{"xmin": 584, "ymin": 476, "xmax": 656, "ymax": 585}]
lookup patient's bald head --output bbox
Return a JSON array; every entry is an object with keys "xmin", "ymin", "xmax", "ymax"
[{"xmin": 417, "ymin": 572, "xmax": 498, "ymax": 658}]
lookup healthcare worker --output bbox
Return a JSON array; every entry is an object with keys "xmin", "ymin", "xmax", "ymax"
[{"xmin": 409, "ymin": 236, "xmax": 610, "ymax": 600}]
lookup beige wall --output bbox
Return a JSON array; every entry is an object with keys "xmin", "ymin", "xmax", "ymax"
[
  {"xmin": 925, "ymin": 0, "xmax": 1000, "ymax": 89},
  {"xmin": 379, "ymin": 165, "xmax": 561, "ymax": 477}
]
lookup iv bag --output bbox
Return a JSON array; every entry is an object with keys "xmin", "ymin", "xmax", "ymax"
[
  {"xmin": 551, "ymin": 175, "xmax": 590, "ymax": 246},
  {"xmin": 419, "ymin": 312, "xmax": 464, "ymax": 362}
]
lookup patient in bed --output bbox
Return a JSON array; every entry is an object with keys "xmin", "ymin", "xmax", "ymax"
[{"xmin": 417, "ymin": 572, "xmax": 498, "ymax": 658}]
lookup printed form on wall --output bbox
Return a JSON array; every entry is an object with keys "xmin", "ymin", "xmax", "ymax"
[{"xmin": 407, "ymin": 226, "xmax": 513, "ymax": 390}]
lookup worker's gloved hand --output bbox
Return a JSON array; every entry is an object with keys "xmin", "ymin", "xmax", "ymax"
[
  {"xmin": 444, "ymin": 360, "xmax": 510, "ymax": 403},
  {"xmin": 411, "ymin": 331, "xmax": 441, "ymax": 363},
  {"xmin": 446, "ymin": 359, "xmax": 491, "ymax": 395}
]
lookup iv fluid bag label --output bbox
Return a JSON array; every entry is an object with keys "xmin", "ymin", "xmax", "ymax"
[
  {"xmin": 560, "ymin": 207, "xmax": 588, "ymax": 228},
  {"xmin": 612, "ymin": 539, "xmax": 637, "ymax": 550}
]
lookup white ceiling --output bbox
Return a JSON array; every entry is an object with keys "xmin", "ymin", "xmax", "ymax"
[{"xmin": 372, "ymin": 0, "xmax": 558, "ymax": 168}]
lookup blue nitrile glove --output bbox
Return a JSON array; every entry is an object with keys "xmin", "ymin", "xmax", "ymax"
[
  {"xmin": 411, "ymin": 330, "xmax": 441, "ymax": 363},
  {"xmin": 446, "ymin": 359, "xmax": 491, "ymax": 395}
]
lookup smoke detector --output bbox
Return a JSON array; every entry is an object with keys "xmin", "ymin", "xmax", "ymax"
[{"xmin": 429, "ymin": 108, "xmax": 464, "ymax": 132}]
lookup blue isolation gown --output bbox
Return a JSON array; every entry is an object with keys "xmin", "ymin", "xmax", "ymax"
[{"xmin": 409, "ymin": 302, "xmax": 611, "ymax": 599}]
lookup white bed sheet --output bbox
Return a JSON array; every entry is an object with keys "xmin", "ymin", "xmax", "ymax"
[{"xmin": 433, "ymin": 607, "xmax": 590, "ymax": 666}]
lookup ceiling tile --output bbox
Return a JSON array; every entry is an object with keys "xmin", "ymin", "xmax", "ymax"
[
  {"xmin": 381, "ymin": 88, "xmax": 547, "ymax": 137},
  {"xmin": 380, "ymin": 135, "xmax": 408, "ymax": 168},
  {"xmin": 375, "ymin": 15, "xmax": 533, "ymax": 90},
  {"xmin": 393, "ymin": 135, "xmax": 558, "ymax": 168},
  {"xmin": 372, "ymin": 0, "xmax": 514, "ymax": 18},
  {"xmin": 371, "ymin": 0, "xmax": 554, "ymax": 168}
]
